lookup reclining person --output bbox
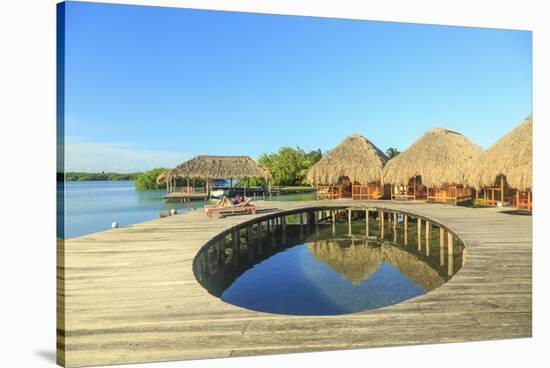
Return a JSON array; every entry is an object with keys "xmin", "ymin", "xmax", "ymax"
[{"xmin": 208, "ymin": 194, "xmax": 245, "ymax": 208}]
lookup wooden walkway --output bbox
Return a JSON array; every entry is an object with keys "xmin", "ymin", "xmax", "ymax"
[{"xmin": 57, "ymin": 201, "xmax": 532, "ymax": 367}]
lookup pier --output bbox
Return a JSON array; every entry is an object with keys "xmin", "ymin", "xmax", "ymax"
[{"xmin": 58, "ymin": 200, "xmax": 532, "ymax": 367}]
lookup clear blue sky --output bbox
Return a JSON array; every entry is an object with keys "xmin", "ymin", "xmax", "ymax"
[{"xmin": 62, "ymin": 1, "xmax": 532, "ymax": 172}]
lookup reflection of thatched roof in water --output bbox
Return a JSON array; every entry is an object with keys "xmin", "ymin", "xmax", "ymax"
[
  {"xmin": 308, "ymin": 240, "xmax": 445, "ymax": 290},
  {"xmin": 308, "ymin": 240, "xmax": 383, "ymax": 285},
  {"xmin": 175, "ymin": 155, "xmax": 271, "ymax": 179},
  {"xmin": 383, "ymin": 127, "xmax": 482, "ymax": 187},
  {"xmin": 381, "ymin": 244, "xmax": 445, "ymax": 291},
  {"xmin": 467, "ymin": 116, "xmax": 532, "ymax": 191},
  {"xmin": 306, "ymin": 134, "xmax": 388, "ymax": 185}
]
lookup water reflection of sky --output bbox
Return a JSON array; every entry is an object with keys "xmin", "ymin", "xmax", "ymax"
[{"xmin": 222, "ymin": 242, "xmax": 424, "ymax": 316}]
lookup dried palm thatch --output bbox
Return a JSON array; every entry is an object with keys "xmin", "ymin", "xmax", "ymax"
[
  {"xmin": 156, "ymin": 169, "xmax": 177, "ymax": 185},
  {"xmin": 306, "ymin": 134, "xmax": 388, "ymax": 185},
  {"xmin": 383, "ymin": 127, "xmax": 482, "ymax": 188},
  {"xmin": 468, "ymin": 116, "xmax": 532, "ymax": 191},
  {"xmin": 175, "ymin": 155, "xmax": 271, "ymax": 179}
]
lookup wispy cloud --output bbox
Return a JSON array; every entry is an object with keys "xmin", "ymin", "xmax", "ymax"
[{"xmin": 62, "ymin": 139, "xmax": 190, "ymax": 172}]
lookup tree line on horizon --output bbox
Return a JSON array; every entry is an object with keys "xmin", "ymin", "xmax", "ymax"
[{"xmin": 60, "ymin": 146, "xmax": 400, "ymax": 190}]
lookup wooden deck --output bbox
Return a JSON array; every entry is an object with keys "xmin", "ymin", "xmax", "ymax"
[
  {"xmin": 162, "ymin": 192, "xmax": 209, "ymax": 202},
  {"xmin": 57, "ymin": 200, "xmax": 532, "ymax": 367}
]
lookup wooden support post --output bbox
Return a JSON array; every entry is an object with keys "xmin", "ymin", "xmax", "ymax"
[
  {"xmin": 281, "ymin": 216, "xmax": 287, "ymax": 244},
  {"xmin": 348, "ymin": 208, "xmax": 352, "ymax": 236},
  {"xmin": 315, "ymin": 210, "xmax": 320, "ymax": 234},
  {"xmin": 365, "ymin": 209, "xmax": 370, "ymax": 237},
  {"xmin": 232, "ymin": 230, "xmax": 239, "ymax": 251},
  {"xmin": 393, "ymin": 212, "xmax": 397, "ymax": 242},
  {"xmin": 417, "ymin": 218, "xmax": 422, "ymax": 251},
  {"xmin": 218, "ymin": 238, "xmax": 225, "ymax": 265},
  {"xmin": 404, "ymin": 215, "xmax": 408, "ymax": 245},
  {"xmin": 247, "ymin": 226, "xmax": 253, "ymax": 255},
  {"xmin": 332, "ymin": 210, "xmax": 336, "ymax": 235},
  {"xmin": 258, "ymin": 222, "xmax": 263, "ymax": 248},
  {"xmin": 380, "ymin": 211, "xmax": 385, "ymax": 238},
  {"xmin": 271, "ymin": 220, "xmax": 277, "ymax": 249},
  {"xmin": 439, "ymin": 227, "xmax": 445, "ymax": 266},
  {"xmin": 475, "ymin": 189, "xmax": 479, "ymax": 207},
  {"xmin": 299, "ymin": 213, "xmax": 304, "ymax": 240},
  {"xmin": 528, "ymin": 191, "xmax": 531, "ymax": 211},
  {"xmin": 448, "ymin": 232, "xmax": 454, "ymax": 276},
  {"xmin": 516, "ymin": 190, "xmax": 520, "ymax": 209},
  {"xmin": 425, "ymin": 220, "xmax": 430, "ymax": 256}
]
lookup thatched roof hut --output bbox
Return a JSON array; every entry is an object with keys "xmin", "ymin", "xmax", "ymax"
[
  {"xmin": 468, "ymin": 116, "xmax": 532, "ymax": 191},
  {"xmin": 175, "ymin": 155, "xmax": 271, "ymax": 179},
  {"xmin": 306, "ymin": 134, "xmax": 388, "ymax": 185},
  {"xmin": 383, "ymin": 127, "xmax": 482, "ymax": 188},
  {"xmin": 156, "ymin": 169, "xmax": 176, "ymax": 185}
]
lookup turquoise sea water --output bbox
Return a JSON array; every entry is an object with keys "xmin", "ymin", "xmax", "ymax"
[{"xmin": 58, "ymin": 181, "xmax": 315, "ymax": 239}]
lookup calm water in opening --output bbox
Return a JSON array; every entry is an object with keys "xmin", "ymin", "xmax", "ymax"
[
  {"xmin": 195, "ymin": 210, "xmax": 465, "ymax": 316},
  {"xmin": 59, "ymin": 181, "xmax": 316, "ymax": 239}
]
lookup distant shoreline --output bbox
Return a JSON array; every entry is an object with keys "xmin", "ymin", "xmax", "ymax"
[{"xmin": 58, "ymin": 172, "xmax": 138, "ymax": 182}]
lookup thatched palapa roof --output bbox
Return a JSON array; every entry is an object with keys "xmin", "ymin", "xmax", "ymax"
[
  {"xmin": 156, "ymin": 169, "xmax": 177, "ymax": 185},
  {"xmin": 306, "ymin": 134, "xmax": 388, "ymax": 185},
  {"xmin": 175, "ymin": 155, "xmax": 271, "ymax": 179},
  {"xmin": 468, "ymin": 115, "xmax": 532, "ymax": 191},
  {"xmin": 383, "ymin": 127, "xmax": 482, "ymax": 188}
]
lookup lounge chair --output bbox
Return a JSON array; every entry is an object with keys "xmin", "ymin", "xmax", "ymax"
[{"xmin": 205, "ymin": 197, "xmax": 256, "ymax": 218}]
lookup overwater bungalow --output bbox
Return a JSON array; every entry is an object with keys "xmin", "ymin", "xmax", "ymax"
[
  {"xmin": 174, "ymin": 155, "xmax": 272, "ymax": 198},
  {"xmin": 383, "ymin": 127, "xmax": 482, "ymax": 204},
  {"xmin": 306, "ymin": 134, "xmax": 389, "ymax": 200},
  {"xmin": 468, "ymin": 116, "xmax": 532, "ymax": 211}
]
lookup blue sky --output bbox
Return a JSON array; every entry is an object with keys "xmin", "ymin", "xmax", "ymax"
[{"xmin": 62, "ymin": 1, "xmax": 532, "ymax": 172}]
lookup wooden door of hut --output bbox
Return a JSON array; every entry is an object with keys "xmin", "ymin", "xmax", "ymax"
[{"xmin": 339, "ymin": 176, "xmax": 353, "ymax": 198}]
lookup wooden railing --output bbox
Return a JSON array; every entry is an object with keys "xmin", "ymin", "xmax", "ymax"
[
  {"xmin": 391, "ymin": 187, "xmax": 427, "ymax": 201},
  {"xmin": 514, "ymin": 190, "xmax": 532, "ymax": 211},
  {"xmin": 428, "ymin": 186, "xmax": 473, "ymax": 205},
  {"xmin": 316, "ymin": 185, "xmax": 343, "ymax": 200},
  {"xmin": 475, "ymin": 187, "xmax": 532, "ymax": 211},
  {"xmin": 352, "ymin": 184, "xmax": 383, "ymax": 200},
  {"xmin": 474, "ymin": 186, "xmax": 502, "ymax": 207}
]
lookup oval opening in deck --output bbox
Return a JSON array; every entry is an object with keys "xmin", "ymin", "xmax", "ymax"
[{"xmin": 194, "ymin": 208, "xmax": 466, "ymax": 316}]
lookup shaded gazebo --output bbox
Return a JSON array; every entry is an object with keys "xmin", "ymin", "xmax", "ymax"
[
  {"xmin": 174, "ymin": 155, "xmax": 271, "ymax": 197},
  {"xmin": 467, "ymin": 116, "xmax": 532, "ymax": 211},
  {"xmin": 306, "ymin": 134, "xmax": 389, "ymax": 200},
  {"xmin": 383, "ymin": 127, "xmax": 482, "ymax": 204}
]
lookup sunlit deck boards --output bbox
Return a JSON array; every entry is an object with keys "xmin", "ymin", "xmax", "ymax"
[{"xmin": 58, "ymin": 201, "xmax": 532, "ymax": 367}]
